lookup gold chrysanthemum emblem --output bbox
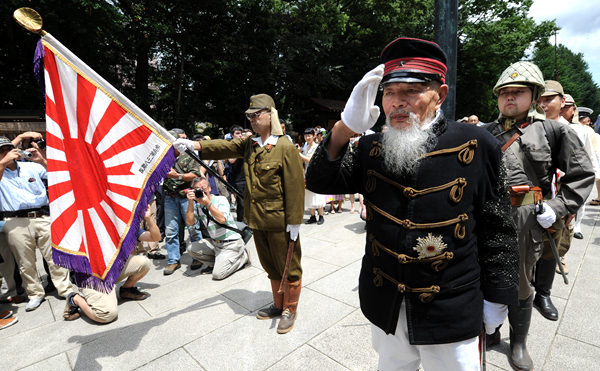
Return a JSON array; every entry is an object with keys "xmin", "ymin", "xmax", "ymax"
[
  {"xmin": 414, "ymin": 233, "xmax": 447, "ymax": 259},
  {"xmin": 511, "ymin": 72, "xmax": 518, "ymax": 78}
]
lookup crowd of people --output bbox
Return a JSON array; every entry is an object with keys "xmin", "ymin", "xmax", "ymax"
[{"xmin": 2, "ymin": 34, "xmax": 600, "ymax": 371}]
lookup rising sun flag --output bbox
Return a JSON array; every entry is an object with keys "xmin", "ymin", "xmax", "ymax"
[{"xmin": 14, "ymin": 8, "xmax": 177, "ymax": 292}]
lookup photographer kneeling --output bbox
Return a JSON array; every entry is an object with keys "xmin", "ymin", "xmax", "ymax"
[{"xmin": 186, "ymin": 177, "xmax": 251, "ymax": 279}]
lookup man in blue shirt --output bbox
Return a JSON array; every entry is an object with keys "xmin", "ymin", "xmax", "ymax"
[{"xmin": 0, "ymin": 136, "xmax": 72, "ymax": 312}]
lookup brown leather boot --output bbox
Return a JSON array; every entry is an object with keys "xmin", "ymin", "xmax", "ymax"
[
  {"xmin": 257, "ymin": 280, "xmax": 283, "ymax": 319},
  {"xmin": 277, "ymin": 279, "xmax": 301, "ymax": 334}
]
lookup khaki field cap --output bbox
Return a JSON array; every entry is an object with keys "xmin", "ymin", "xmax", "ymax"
[
  {"xmin": 245, "ymin": 94, "xmax": 276, "ymax": 114},
  {"xmin": 541, "ymin": 80, "xmax": 564, "ymax": 97},
  {"xmin": 493, "ymin": 61, "xmax": 545, "ymax": 99},
  {"xmin": 564, "ymin": 94, "xmax": 575, "ymax": 106},
  {"xmin": 0, "ymin": 136, "xmax": 15, "ymax": 150},
  {"xmin": 246, "ymin": 94, "xmax": 283, "ymax": 136}
]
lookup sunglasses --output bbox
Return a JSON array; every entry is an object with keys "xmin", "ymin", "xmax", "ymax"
[{"xmin": 246, "ymin": 109, "xmax": 268, "ymax": 121}]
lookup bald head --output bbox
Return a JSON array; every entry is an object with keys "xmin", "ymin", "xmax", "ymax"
[{"xmin": 468, "ymin": 115, "xmax": 479, "ymax": 125}]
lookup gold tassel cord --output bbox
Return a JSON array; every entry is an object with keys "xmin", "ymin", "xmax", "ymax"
[
  {"xmin": 366, "ymin": 201, "xmax": 468, "ymax": 239},
  {"xmin": 373, "ymin": 268, "xmax": 441, "ymax": 303},
  {"xmin": 365, "ymin": 170, "xmax": 467, "ymax": 203},
  {"xmin": 426, "ymin": 140, "xmax": 478, "ymax": 164},
  {"xmin": 369, "ymin": 142, "xmax": 382, "ymax": 157}
]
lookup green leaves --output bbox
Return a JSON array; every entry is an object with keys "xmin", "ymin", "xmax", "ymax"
[
  {"xmin": 533, "ymin": 42, "xmax": 600, "ymax": 116},
  {"xmin": 3, "ymin": 0, "xmax": 574, "ymax": 134}
]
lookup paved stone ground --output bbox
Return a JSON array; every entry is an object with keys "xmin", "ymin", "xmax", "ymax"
[{"xmin": 2, "ymin": 198, "xmax": 600, "ymax": 370}]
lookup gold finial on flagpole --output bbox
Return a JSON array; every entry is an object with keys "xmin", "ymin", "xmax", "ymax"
[{"xmin": 13, "ymin": 8, "xmax": 46, "ymax": 36}]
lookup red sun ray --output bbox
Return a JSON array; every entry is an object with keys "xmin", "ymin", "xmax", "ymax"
[
  {"xmin": 99, "ymin": 125, "xmax": 152, "ymax": 162},
  {"xmin": 108, "ymin": 183, "xmax": 142, "ymax": 200},
  {"xmin": 76, "ymin": 74, "xmax": 97, "ymax": 140},
  {"xmin": 47, "ymin": 159, "xmax": 70, "ymax": 172},
  {"xmin": 105, "ymin": 162, "xmax": 135, "ymax": 176},
  {"xmin": 46, "ymin": 132, "xmax": 65, "ymax": 153},
  {"xmin": 48, "ymin": 179, "xmax": 74, "ymax": 202},
  {"xmin": 90, "ymin": 101, "xmax": 127, "ymax": 148},
  {"xmin": 103, "ymin": 194, "xmax": 134, "ymax": 225},
  {"xmin": 82, "ymin": 210, "xmax": 107, "ymax": 275},
  {"xmin": 51, "ymin": 203, "xmax": 79, "ymax": 246},
  {"xmin": 43, "ymin": 48, "xmax": 71, "ymax": 139}
]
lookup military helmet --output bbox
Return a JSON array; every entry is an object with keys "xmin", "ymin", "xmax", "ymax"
[{"xmin": 493, "ymin": 61, "xmax": 545, "ymax": 99}]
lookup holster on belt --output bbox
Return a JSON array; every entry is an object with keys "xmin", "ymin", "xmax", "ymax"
[{"xmin": 509, "ymin": 185, "xmax": 543, "ymax": 207}]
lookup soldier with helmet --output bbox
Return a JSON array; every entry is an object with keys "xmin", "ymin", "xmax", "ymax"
[{"xmin": 483, "ymin": 61, "xmax": 594, "ymax": 371}]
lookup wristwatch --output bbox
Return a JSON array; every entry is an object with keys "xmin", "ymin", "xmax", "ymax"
[{"xmin": 178, "ymin": 174, "xmax": 182, "ymax": 180}]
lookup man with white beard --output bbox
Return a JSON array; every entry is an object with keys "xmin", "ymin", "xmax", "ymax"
[{"xmin": 306, "ymin": 37, "xmax": 519, "ymax": 371}]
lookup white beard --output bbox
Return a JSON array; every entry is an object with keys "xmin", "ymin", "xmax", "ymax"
[{"xmin": 381, "ymin": 110, "xmax": 437, "ymax": 176}]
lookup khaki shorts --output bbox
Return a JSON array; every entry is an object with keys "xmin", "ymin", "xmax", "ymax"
[{"xmin": 80, "ymin": 255, "xmax": 150, "ymax": 323}]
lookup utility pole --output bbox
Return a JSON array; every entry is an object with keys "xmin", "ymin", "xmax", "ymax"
[{"xmin": 434, "ymin": 0, "xmax": 458, "ymax": 121}]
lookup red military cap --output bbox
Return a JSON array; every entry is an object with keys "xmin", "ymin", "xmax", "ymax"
[{"xmin": 380, "ymin": 37, "xmax": 448, "ymax": 84}]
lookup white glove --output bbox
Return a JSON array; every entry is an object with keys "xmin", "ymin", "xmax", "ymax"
[
  {"xmin": 173, "ymin": 138, "xmax": 194, "ymax": 153},
  {"xmin": 286, "ymin": 224, "xmax": 300, "ymax": 241},
  {"xmin": 535, "ymin": 202, "xmax": 556, "ymax": 229},
  {"xmin": 483, "ymin": 300, "xmax": 508, "ymax": 335},
  {"xmin": 341, "ymin": 64, "xmax": 385, "ymax": 134}
]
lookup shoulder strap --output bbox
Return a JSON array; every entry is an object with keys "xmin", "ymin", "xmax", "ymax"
[
  {"xmin": 501, "ymin": 130, "xmax": 540, "ymax": 187},
  {"xmin": 200, "ymin": 205, "xmax": 243, "ymax": 234},
  {"xmin": 501, "ymin": 131, "xmax": 522, "ymax": 152}
]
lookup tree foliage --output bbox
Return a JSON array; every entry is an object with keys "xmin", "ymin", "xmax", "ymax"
[
  {"xmin": 1, "ymin": 0, "xmax": 577, "ymax": 136},
  {"xmin": 532, "ymin": 41, "xmax": 600, "ymax": 117},
  {"xmin": 455, "ymin": 0, "xmax": 556, "ymax": 122}
]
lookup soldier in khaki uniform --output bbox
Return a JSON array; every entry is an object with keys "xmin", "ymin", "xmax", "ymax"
[
  {"xmin": 484, "ymin": 62, "xmax": 594, "ymax": 371},
  {"xmin": 174, "ymin": 94, "xmax": 305, "ymax": 334}
]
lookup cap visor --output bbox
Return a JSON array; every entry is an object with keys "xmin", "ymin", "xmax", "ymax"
[
  {"xmin": 245, "ymin": 107, "xmax": 267, "ymax": 114},
  {"xmin": 383, "ymin": 76, "xmax": 429, "ymax": 84}
]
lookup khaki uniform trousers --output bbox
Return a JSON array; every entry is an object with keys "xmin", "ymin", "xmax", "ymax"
[
  {"xmin": 135, "ymin": 199, "xmax": 160, "ymax": 255},
  {"xmin": 80, "ymin": 255, "xmax": 150, "ymax": 323},
  {"xmin": 253, "ymin": 229, "xmax": 302, "ymax": 282},
  {"xmin": 3, "ymin": 215, "xmax": 72, "ymax": 300}
]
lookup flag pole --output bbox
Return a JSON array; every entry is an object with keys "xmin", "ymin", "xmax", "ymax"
[{"xmin": 184, "ymin": 149, "xmax": 244, "ymax": 199}]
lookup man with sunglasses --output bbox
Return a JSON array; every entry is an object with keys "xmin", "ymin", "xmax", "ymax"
[
  {"xmin": 174, "ymin": 94, "xmax": 304, "ymax": 334},
  {"xmin": 185, "ymin": 177, "xmax": 250, "ymax": 279}
]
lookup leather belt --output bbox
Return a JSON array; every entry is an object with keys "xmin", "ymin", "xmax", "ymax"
[
  {"xmin": 509, "ymin": 185, "xmax": 543, "ymax": 207},
  {"xmin": 0, "ymin": 208, "xmax": 47, "ymax": 219}
]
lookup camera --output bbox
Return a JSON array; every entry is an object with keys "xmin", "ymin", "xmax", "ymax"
[
  {"xmin": 17, "ymin": 150, "xmax": 32, "ymax": 158},
  {"xmin": 194, "ymin": 188, "xmax": 204, "ymax": 199},
  {"xmin": 34, "ymin": 139, "xmax": 46, "ymax": 150}
]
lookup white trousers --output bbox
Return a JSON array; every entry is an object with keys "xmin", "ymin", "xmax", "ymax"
[
  {"xmin": 371, "ymin": 300, "xmax": 481, "ymax": 371},
  {"xmin": 574, "ymin": 203, "xmax": 585, "ymax": 233}
]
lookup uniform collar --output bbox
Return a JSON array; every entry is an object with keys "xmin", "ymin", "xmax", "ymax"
[{"xmin": 252, "ymin": 135, "xmax": 279, "ymax": 148}]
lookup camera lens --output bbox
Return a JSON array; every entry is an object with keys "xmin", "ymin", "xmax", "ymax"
[{"xmin": 194, "ymin": 189, "xmax": 204, "ymax": 198}]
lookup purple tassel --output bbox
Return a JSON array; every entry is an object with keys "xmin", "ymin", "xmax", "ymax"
[
  {"xmin": 53, "ymin": 147, "xmax": 177, "ymax": 293},
  {"xmin": 33, "ymin": 39, "xmax": 46, "ymax": 99}
]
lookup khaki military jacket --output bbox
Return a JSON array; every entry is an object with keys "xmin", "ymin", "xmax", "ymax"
[{"xmin": 200, "ymin": 136, "xmax": 304, "ymax": 231}]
